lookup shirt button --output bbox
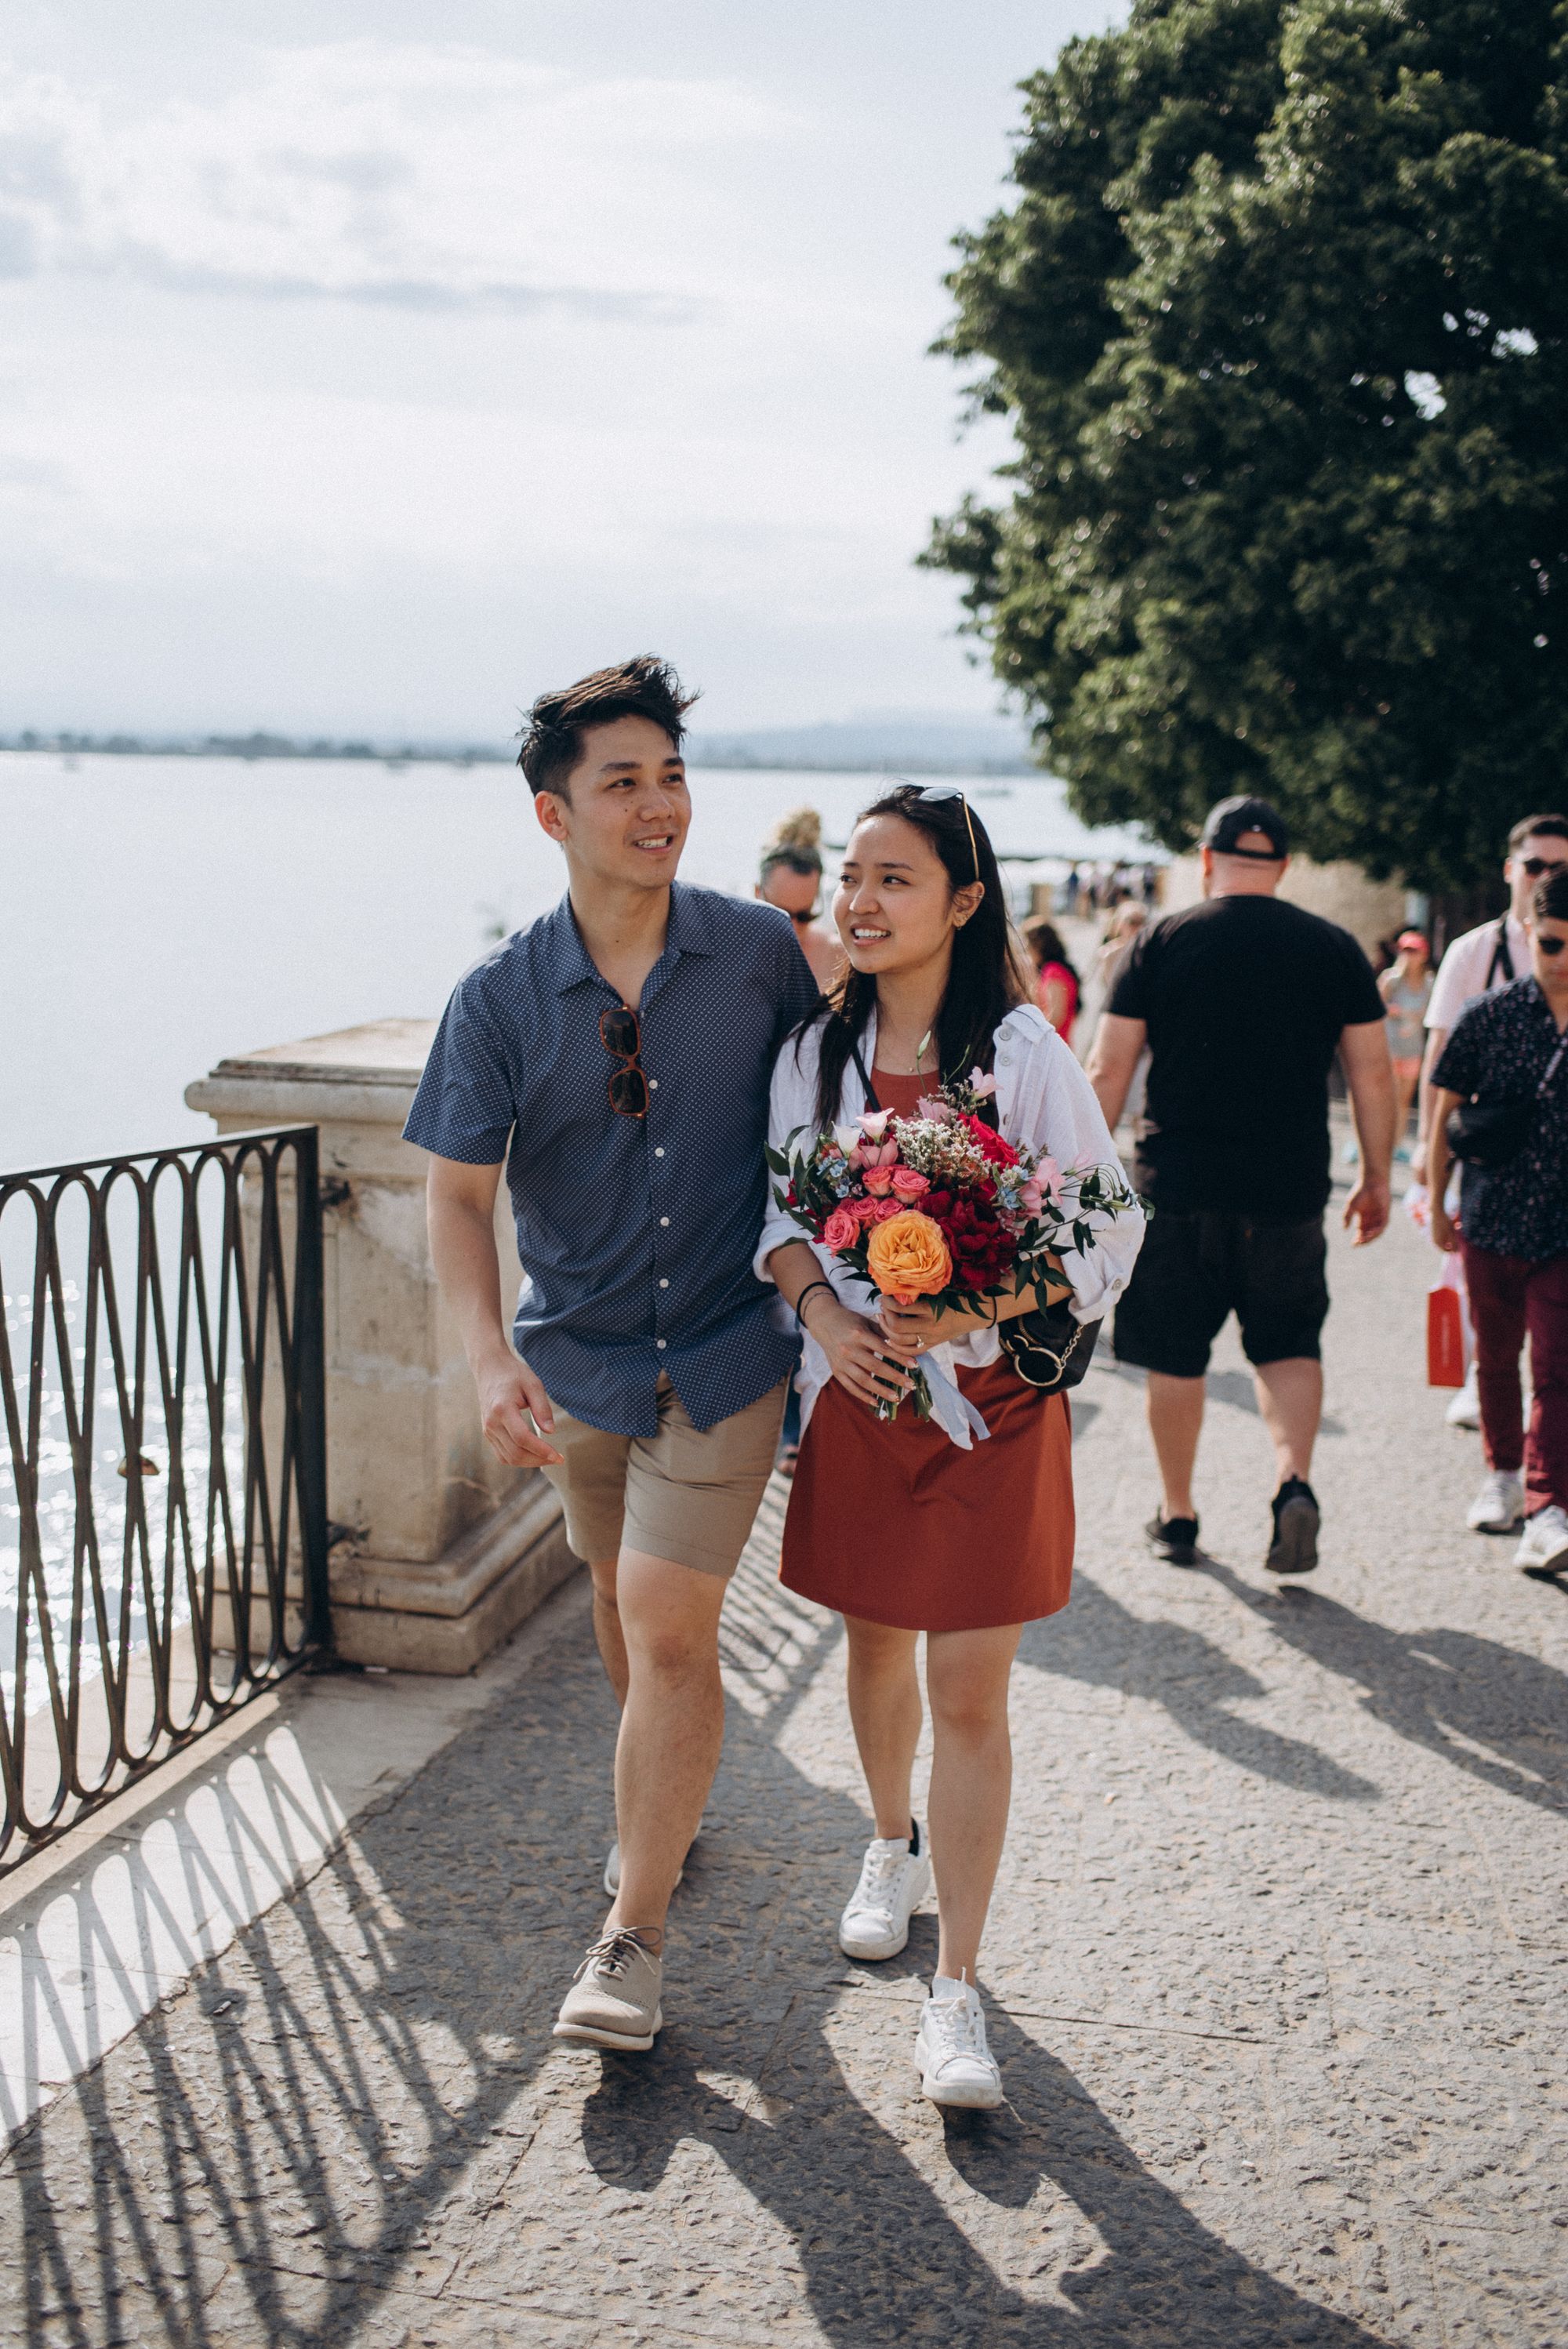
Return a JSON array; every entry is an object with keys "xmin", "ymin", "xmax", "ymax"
[
  {"xmin": 655, "ymin": 1146, "xmax": 665, "ymax": 1157},
  {"xmin": 660, "ymin": 1216, "xmax": 670, "ymax": 1226},
  {"xmin": 648, "ymin": 1078, "xmax": 659, "ymax": 1089},
  {"xmin": 656, "ymin": 1338, "xmax": 667, "ymax": 1350},
  {"xmin": 659, "ymin": 1278, "xmax": 669, "ymax": 1288}
]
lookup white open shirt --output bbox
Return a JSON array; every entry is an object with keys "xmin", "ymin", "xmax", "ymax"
[{"xmin": 754, "ymin": 1004, "xmax": 1146, "ymax": 1437}]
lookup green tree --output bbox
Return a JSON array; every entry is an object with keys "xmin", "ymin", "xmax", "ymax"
[{"xmin": 926, "ymin": 0, "xmax": 1568, "ymax": 888}]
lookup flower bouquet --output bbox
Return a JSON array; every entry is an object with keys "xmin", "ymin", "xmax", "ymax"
[{"xmin": 767, "ymin": 1068, "xmax": 1136, "ymax": 1436}]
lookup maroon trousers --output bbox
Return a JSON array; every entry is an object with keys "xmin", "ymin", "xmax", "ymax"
[{"xmin": 1461, "ymin": 1240, "xmax": 1568, "ymax": 1514}]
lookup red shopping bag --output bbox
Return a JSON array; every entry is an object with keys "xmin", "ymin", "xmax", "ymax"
[{"xmin": 1427, "ymin": 1258, "xmax": 1466, "ymax": 1387}]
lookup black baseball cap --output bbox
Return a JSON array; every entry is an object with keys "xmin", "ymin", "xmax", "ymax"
[{"xmin": 1200, "ymin": 794, "xmax": 1289, "ymax": 859}]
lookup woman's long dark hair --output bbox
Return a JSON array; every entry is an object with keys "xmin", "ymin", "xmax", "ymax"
[{"xmin": 805, "ymin": 784, "xmax": 1032, "ymax": 1128}]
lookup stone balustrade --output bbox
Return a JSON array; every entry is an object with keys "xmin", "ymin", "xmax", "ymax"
[{"xmin": 186, "ymin": 1022, "xmax": 576, "ymax": 1672}]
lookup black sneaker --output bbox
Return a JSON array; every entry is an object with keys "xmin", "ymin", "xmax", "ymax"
[
  {"xmin": 1146, "ymin": 1512, "xmax": 1200, "ymax": 1566},
  {"xmin": 1267, "ymin": 1479, "xmax": 1319, "ymax": 1575}
]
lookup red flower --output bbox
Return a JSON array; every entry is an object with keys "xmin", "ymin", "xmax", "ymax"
[{"xmin": 961, "ymin": 1114, "xmax": 1019, "ymax": 1170}]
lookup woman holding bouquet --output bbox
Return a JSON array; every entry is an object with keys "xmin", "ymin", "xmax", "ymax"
[{"xmin": 757, "ymin": 784, "xmax": 1142, "ymax": 2108}]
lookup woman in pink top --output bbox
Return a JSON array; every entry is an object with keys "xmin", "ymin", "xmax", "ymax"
[{"xmin": 1022, "ymin": 917, "xmax": 1080, "ymax": 1045}]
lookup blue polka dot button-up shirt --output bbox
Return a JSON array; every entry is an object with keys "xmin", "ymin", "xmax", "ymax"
[{"xmin": 405, "ymin": 883, "xmax": 820, "ymax": 1436}]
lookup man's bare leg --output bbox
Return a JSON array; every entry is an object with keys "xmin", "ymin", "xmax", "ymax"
[
  {"xmin": 1146, "ymin": 1371, "xmax": 1206, "ymax": 1520},
  {"xmin": 1252, "ymin": 1356, "xmax": 1323, "ymax": 1487},
  {"xmin": 588, "ymin": 1557, "xmax": 629, "ymax": 1708},
  {"xmin": 604, "ymin": 1548, "xmax": 728, "ymax": 1939}
]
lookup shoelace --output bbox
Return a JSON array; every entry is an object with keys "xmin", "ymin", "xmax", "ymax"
[
  {"xmin": 926, "ymin": 1995, "xmax": 986, "ymax": 2066},
  {"xmin": 575, "ymin": 1928, "xmax": 656, "ymax": 1983},
  {"xmin": 851, "ymin": 1844, "xmax": 909, "ymax": 1907}
]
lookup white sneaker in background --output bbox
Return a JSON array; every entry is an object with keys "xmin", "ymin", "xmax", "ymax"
[
  {"xmin": 1465, "ymin": 1469, "xmax": 1525, "ymax": 1534},
  {"xmin": 915, "ymin": 1976, "xmax": 1004, "ymax": 2110},
  {"xmin": 837, "ymin": 1829, "xmax": 932, "ymax": 1961},
  {"xmin": 1446, "ymin": 1372, "xmax": 1482, "ymax": 1430},
  {"xmin": 1513, "ymin": 1505, "xmax": 1568, "ymax": 1575}
]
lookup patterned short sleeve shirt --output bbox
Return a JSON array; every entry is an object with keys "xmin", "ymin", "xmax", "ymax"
[
  {"xmin": 405, "ymin": 883, "xmax": 821, "ymax": 1435},
  {"xmin": 1432, "ymin": 976, "xmax": 1568, "ymax": 1261}
]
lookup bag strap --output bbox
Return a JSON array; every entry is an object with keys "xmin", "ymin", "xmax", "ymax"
[
  {"xmin": 848, "ymin": 1035, "xmax": 880, "ymax": 1113},
  {"xmin": 1536, "ymin": 1029, "xmax": 1568, "ymax": 1100},
  {"xmin": 1484, "ymin": 917, "xmax": 1515, "ymax": 989}
]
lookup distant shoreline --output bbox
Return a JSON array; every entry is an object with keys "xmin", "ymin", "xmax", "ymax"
[{"xmin": 0, "ymin": 732, "xmax": 1039, "ymax": 778}]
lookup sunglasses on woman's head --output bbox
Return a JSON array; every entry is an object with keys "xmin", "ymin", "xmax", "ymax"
[
  {"xmin": 912, "ymin": 782, "xmax": 981, "ymax": 883},
  {"xmin": 600, "ymin": 1004, "xmax": 650, "ymax": 1117}
]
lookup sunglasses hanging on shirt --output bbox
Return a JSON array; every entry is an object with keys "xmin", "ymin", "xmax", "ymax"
[{"xmin": 600, "ymin": 1004, "xmax": 650, "ymax": 1119}]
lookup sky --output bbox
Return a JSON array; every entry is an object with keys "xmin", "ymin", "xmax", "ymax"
[{"xmin": 0, "ymin": 1, "xmax": 1119, "ymax": 739}]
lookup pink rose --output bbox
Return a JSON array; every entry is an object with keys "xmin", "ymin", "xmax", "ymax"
[
  {"xmin": 863, "ymin": 1167, "xmax": 895, "ymax": 1196},
  {"xmin": 1018, "ymin": 1178, "xmax": 1044, "ymax": 1216},
  {"xmin": 890, "ymin": 1166, "xmax": 930, "ymax": 1200},
  {"xmin": 872, "ymin": 1197, "xmax": 903, "ymax": 1222},
  {"xmin": 849, "ymin": 1196, "xmax": 883, "ymax": 1224},
  {"xmin": 1034, "ymin": 1156, "xmax": 1062, "ymax": 1193},
  {"xmin": 821, "ymin": 1207, "xmax": 859, "ymax": 1251}
]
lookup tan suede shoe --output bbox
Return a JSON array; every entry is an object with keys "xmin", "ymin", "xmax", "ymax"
[{"xmin": 552, "ymin": 1930, "xmax": 663, "ymax": 2051}]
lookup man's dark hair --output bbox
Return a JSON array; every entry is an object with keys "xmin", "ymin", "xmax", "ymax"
[
  {"xmin": 517, "ymin": 655, "xmax": 697, "ymax": 799},
  {"xmin": 1507, "ymin": 811, "xmax": 1568, "ymax": 853},
  {"xmin": 1533, "ymin": 867, "xmax": 1568, "ymax": 925}
]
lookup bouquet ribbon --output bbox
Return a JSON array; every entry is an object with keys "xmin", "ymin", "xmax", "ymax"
[{"xmin": 916, "ymin": 1348, "xmax": 993, "ymax": 1451}]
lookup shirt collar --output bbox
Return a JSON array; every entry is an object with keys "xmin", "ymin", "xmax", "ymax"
[{"xmin": 547, "ymin": 882, "xmax": 716, "ymax": 997}]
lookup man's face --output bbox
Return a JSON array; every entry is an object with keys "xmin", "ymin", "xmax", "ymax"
[
  {"xmin": 758, "ymin": 866, "xmax": 819, "ymax": 927},
  {"xmin": 534, "ymin": 714, "xmax": 691, "ymax": 890},
  {"xmin": 1529, "ymin": 913, "xmax": 1568, "ymax": 995},
  {"xmin": 1506, "ymin": 832, "xmax": 1568, "ymax": 923}
]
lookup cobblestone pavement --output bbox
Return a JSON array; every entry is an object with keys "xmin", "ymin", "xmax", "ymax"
[{"xmin": 4, "ymin": 1196, "xmax": 1566, "ymax": 2347}]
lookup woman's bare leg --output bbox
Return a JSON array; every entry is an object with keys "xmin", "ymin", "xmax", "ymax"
[
  {"xmin": 924, "ymin": 1624, "xmax": 1023, "ymax": 1980},
  {"xmin": 843, "ymin": 1614, "xmax": 922, "ymax": 1840}
]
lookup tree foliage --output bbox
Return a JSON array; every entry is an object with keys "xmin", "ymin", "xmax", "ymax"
[{"xmin": 925, "ymin": 0, "xmax": 1568, "ymax": 888}]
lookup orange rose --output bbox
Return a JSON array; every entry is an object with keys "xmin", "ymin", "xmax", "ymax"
[{"xmin": 864, "ymin": 1209, "xmax": 952, "ymax": 1302}]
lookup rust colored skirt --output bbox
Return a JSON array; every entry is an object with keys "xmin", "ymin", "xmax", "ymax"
[{"xmin": 780, "ymin": 1355, "xmax": 1075, "ymax": 1632}]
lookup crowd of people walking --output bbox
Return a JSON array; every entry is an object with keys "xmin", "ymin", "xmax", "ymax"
[{"xmin": 404, "ymin": 654, "xmax": 1568, "ymax": 2115}]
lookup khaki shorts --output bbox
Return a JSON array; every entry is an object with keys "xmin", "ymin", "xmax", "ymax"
[{"xmin": 534, "ymin": 1374, "xmax": 789, "ymax": 1577}]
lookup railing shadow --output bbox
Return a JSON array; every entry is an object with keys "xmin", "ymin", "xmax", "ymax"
[{"xmin": 5, "ymin": 1501, "xmax": 1388, "ymax": 2347}]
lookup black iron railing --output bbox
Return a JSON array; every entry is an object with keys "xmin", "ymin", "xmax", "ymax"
[{"xmin": 0, "ymin": 1127, "xmax": 328, "ymax": 1871}]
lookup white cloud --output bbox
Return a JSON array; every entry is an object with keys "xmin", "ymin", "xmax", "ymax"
[{"xmin": 0, "ymin": 42, "xmax": 793, "ymax": 310}]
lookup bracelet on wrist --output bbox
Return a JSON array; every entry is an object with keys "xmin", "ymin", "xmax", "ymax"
[{"xmin": 795, "ymin": 1278, "xmax": 836, "ymax": 1331}]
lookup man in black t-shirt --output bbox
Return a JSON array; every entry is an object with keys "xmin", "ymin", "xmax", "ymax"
[{"xmin": 1086, "ymin": 796, "xmax": 1395, "ymax": 1574}]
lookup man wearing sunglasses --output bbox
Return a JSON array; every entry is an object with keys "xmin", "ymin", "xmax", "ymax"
[
  {"xmin": 1419, "ymin": 813, "xmax": 1568, "ymax": 1495},
  {"xmin": 1427, "ymin": 869, "xmax": 1568, "ymax": 1576},
  {"xmin": 405, "ymin": 656, "xmax": 818, "ymax": 2053}
]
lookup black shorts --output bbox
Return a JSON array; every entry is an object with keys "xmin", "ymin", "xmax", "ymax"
[{"xmin": 1112, "ymin": 1208, "xmax": 1329, "ymax": 1379}]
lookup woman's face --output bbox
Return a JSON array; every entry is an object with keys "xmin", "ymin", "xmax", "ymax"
[{"xmin": 833, "ymin": 813, "xmax": 982, "ymax": 979}]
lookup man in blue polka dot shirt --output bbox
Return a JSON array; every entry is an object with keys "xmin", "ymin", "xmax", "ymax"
[{"xmin": 405, "ymin": 656, "xmax": 818, "ymax": 2051}]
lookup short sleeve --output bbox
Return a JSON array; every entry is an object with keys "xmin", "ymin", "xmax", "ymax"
[
  {"xmin": 1432, "ymin": 1003, "xmax": 1486, "ymax": 1099},
  {"xmin": 403, "ymin": 977, "xmax": 515, "ymax": 1164},
  {"xmin": 1106, "ymin": 928, "xmax": 1155, "ymax": 1021},
  {"xmin": 1337, "ymin": 933, "xmax": 1386, "ymax": 1027}
]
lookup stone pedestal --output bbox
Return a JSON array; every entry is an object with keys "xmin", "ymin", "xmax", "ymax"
[{"xmin": 186, "ymin": 1022, "xmax": 577, "ymax": 1672}]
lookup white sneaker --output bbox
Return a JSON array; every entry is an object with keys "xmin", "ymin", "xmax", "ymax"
[
  {"xmin": 837, "ymin": 1830, "xmax": 932, "ymax": 1961},
  {"xmin": 1514, "ymin": 1505, "xmax": 1568, "ymax": 1575},
  {"xmin": 915, "ymin": 1977, "xmax": 1003, "ymax": 2110},
  {"xmin": 1446, "ymin": 1374, "xmax": 1482, "ymax": 1430},
  {"xmin": 1466, "ymin": 1469, "xmax": 1525, "ymax": 1533},
  {"xmin": 603, "ymin": 1841, "xmax": 683, "ymax": 1899}
]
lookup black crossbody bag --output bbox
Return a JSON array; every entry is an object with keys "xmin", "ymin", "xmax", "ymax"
[
  {"xmin": 1446, "ymin": 1027, "xmax": 1568, "ymax": 1171},
  {"xmin": 848, "ymin": 1039, "xmax": 1099, "ymax": 1397}
]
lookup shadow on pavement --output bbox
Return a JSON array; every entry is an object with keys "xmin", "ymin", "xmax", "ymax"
[
  {"xmin": 1021, "ymin": 1572, "xmax": 1380, "ymax": 1803},
  {"xmin": 578, "ymin": 1995, "xmax": 1388, "ymax": 2348},
  {"xmin": 2, "ymin": 1535, "xmax": 1389, "ymax": 2348},
  {"xmin": 1200, "ymin": 1563, "xmax": 1568, "ymax": 1817}
]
